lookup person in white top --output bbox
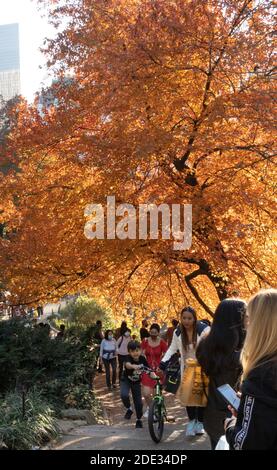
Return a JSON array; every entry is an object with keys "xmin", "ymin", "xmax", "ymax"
[
  {"xmin": 117, "ymin": 328, "xmax": 132, "ymax": 382},
  {"xmin": 100, "ymin": 330, "xmax": 118, "ymax": 390},
  {"xmin": 160, "ymin": 306, "xmax": 210, "ymax": 437}
]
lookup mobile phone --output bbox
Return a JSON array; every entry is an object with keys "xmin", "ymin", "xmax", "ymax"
[{"xmin": 217, "ymin": 384, "xmax": 241, "ymax": 411}]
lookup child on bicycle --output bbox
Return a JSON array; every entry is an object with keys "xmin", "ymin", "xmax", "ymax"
[{"xmin": 120, "ymin": 340, "xmax": 157, "ymax": 428}]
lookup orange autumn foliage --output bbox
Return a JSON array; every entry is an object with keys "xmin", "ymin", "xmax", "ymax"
[{"xmin": 0, "ymin": 0, "xmax": 276, "ymax": 320}]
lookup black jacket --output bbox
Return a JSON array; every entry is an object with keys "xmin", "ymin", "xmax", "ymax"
[
  {"xmin": 205, "ymin": 352, "xmax": 242, "ymax": 411},
  {"xmin": 226, "ymin": 359, "xmax": 277, "ymax": 450}
]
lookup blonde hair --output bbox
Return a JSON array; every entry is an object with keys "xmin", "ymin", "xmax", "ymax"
[{"xmin": 242, "ymin": 289, "xmax": 277, "ymax": 380}]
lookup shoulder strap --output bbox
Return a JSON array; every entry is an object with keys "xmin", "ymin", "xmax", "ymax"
[
  {"xmin": 175, "ymin": 325, "xmax": 181, "ymax": 337},
  {"xmin": 196, "ymin": 321, "xmax": 207, "ymax": 336}
]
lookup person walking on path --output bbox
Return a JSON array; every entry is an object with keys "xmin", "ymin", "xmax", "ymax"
[
  {"xmin": 196, "ymin": 298, "xmax": 246, "ymax": 449},
  {"xmin": 117, "ymin": 327, "xmax": 132, "ymax": 382},
  {"xmin": 100, "ymin": 330, "xmax": 117, "ymax": 390},
  {"xmin": 165, "ymin": 319, "xmax": 179, "ymax": 346},
  {"xmin": 115, "ymin": 321, "xmax": 128, "ymax": 341},
  {"xmin": 160, "ymin": 306, "xmax": 210, "ymax": 437},
  {"xmin": 120, "ymin": 341, "xmax": 156, "ymax": 429},
  {"xmin": 57, "ymin": 324, "xmax": 66, "ymax": 339},
  {"xmin": 141, "ymin": 323, "xmax": 168, "ymax": 417},
  {"xmin": 225, "ymin": 289, "xmax": 277, "ymax": 450},
  {"xmin": 94, "ymin": 320, "xmax": 104, "ymax": 373},
  {"xmin": 140, "ymin": 319, "xmax": 150, "ymax": 341}
]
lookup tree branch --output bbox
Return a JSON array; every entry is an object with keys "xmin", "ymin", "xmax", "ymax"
[{"xmin": 184, "ymin": 269, "xmax": 214, "ymax": 317}]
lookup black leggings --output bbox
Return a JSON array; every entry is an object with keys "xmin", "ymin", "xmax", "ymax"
[
  {"xmin": 103, "ymin": 358, "xmax": 117, "ymax": 387},
  {"xmin": 186, "ymin": 406, "xmax": 204, "ymax": 422},
  {"xmin": 210, "ymin": 438, "xmax": 218, "ymax": 450}
]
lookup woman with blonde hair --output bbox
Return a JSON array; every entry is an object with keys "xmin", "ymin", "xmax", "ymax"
[{"xmin": 225, "ymin": 289, "xmax": 277, "ymax": 449}]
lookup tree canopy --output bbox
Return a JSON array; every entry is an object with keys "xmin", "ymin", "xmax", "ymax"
[{"xmin": 0, "ymin": 0, "xmax": 276, "ymax": 319}]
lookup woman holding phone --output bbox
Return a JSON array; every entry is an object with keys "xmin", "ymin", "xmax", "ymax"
[
  {"xmin": 225, "ymin": 289, "xmax": 277, "ymax": 450},
  {"xmin": 196, "ymin": 298, "xmax": 246, "ymax": 449}
]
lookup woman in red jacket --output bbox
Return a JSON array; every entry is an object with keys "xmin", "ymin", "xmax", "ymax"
[{"xmin": 141, "ymin": 323, "xmax": 168, "ymax": 417}]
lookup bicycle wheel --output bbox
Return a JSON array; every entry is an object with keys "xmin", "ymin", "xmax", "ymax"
[{"xmin": 148, "ymin": 399, "xmax": 164, "ymax": 443}]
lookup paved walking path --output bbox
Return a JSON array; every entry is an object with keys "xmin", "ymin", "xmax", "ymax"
[{"xmin": 54, "ymin": 372, "xmax": 210, "ymax": 450}]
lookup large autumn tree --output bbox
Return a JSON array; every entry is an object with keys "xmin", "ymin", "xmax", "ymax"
[{"xmin": 0, "ymin": 0, "xmax": 276, "ymax": 319}]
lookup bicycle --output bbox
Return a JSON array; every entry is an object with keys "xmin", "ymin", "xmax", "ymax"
[{"xmin": 141, "ymin": 366, "xmax": 167, "ymax": 443}]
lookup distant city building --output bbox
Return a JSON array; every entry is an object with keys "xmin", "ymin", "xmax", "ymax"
[
  {"xmin": 38, "ymin": 85, "xmax": 58, "ymax": 111},
  {"xmin": 38, "ymin": 76, "xmax": 74, "ymax": 112},
  {"xmin": 0, "ymin": 24, "xmax": 20, "ymax": 101}
]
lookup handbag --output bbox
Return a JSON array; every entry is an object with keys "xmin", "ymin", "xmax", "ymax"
[
  {"xmin": 177, "ymin": 358, "xmax": 209, "ymax": 407},
  {"xmin": 165, "ymin": 371, "xmax": 181, "ymax": 394},
  {"xmin": 215, "ymin": 435, "xmax": 229, "ymax": 450},
  {"xmin": 164, "ymin": 354, "xmax": 181, "ymax": 394}
]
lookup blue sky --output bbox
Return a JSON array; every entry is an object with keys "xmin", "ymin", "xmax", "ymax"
[{"xmin": 1, "ymin": 0, "xmax": 56, "ymax": 101}]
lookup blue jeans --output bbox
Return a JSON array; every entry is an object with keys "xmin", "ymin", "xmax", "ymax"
[{"xmin": 120, "ymin": 378, "xmax": 143, "ymax": 419}]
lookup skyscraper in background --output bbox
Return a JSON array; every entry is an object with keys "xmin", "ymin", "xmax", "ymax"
[{"xmin": 0, "ymin": 23, "xmax": 20, "ymax": 101}]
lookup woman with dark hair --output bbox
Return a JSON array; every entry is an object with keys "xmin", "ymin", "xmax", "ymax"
[
  {"xmin": 115, "ymin": 321, "xmax": 128, "ymax": 340},
  {"xmin": 196, "ymin": 298, "xmax": 246, "ymax": 449},
  {"xmin": 165, "ymin": 319, "xmax": 179, "ymax": 346},
  {"xmin": 117, "ymin": 328, "xmax": 132, "ymax": 382},
  {"xmin": 141, "ymin": 323, "xmax": 168, "ymax": 417},
  {"xmin": 94, "ymin": 320, "xmax": 104, "ymax": 373},
  {"xmin": 100, "ymin": 330, "xmax": 118, "ymax": 390},
  {"xmin": 160, "ymin": 306, "xmax": 210, "ymax": 436},
  {"xmin": 140, "ymin": 319, "xmax": 150, "ymax": 341}
]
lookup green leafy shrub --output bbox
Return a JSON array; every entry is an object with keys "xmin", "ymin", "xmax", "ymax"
[
  {"xmin": 0, "ymin": 317, "xmax": 105, "ymax": 449},
  {"xmin": 64, "ymin": 384, "xmax": 101, "ymax": 411},
  {"xmin": 58, "ymin": 295, "xmax": 108, "ymax": 327},
  {"xmin": 0, "ymin": 390, "xmax": 58, "ymax": 450},
  {"xmin": 0, "ymin": 318, "xmax": 98, "ymax": 405}
]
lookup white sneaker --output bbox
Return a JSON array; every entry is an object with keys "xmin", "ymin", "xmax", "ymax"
[
  {"xmin": 185, "ymin": 419, "xmax": 196, "ymax": 437},
  {"xmin": 143, "ymin": 407, "xmax": 149, "ymax": 418},
  {"xmin": 195, "ymin": 420, "xmax": 205, "ymax": 435}
]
